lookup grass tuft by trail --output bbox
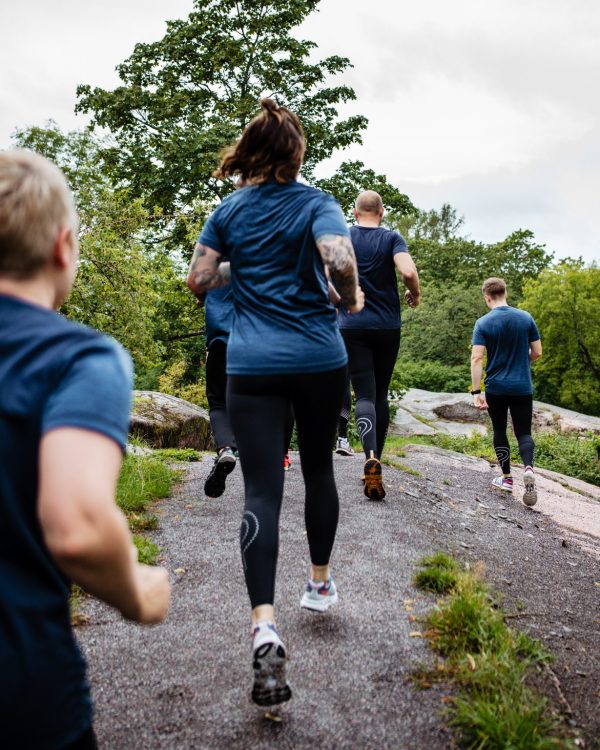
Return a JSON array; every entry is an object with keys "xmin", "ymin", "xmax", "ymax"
[{"xmin": 413, "ymin": 553, "xmax": 578, "ymax": 750}]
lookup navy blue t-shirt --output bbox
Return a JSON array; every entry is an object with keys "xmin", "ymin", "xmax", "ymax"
[
  {"xmin": 199, "ymin": 181, "xmax": 349, "ymax": 375},
  {"xmin": 338, "ymin": 225, "xmax": 408, "ymax": 330},
  {"xmin": 472, "ymin": 305, "xmax": 541, "ymax": 395},
  {"xmin": 205, "ymin": 286, "xmax": 233, "ymax": 348},
  {"xmin": 0, "ymin": 294, "xmax": 132, "ymax": 749}
]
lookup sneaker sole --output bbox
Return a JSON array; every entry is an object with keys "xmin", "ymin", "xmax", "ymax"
[
  {"xmin": 251, "ymin": 642, "xmax": 292, "ymax": 707},
  {"xmin": 523, "ymin": 475, "xmax": 537, "ymax": 507},
  {"xmin": 335, "ymin": 448, "xmax": 354, "ymax": 456},
  {"xmin": 492, "ymin": 482, "xmax": 513, "ymax": 493},
  {"xmin": 204, "ymin": 456, "xmax": 236, "ymax": 498},
  {"xmin": 363, "ymin": 458, "xmax": 385, "ymax": 500},
  {"xmin": 300, "ymin": 590, "xmax": 338, "ymax": 612}
]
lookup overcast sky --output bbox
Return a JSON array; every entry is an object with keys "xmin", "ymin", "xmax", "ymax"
[{"xmin": 2, "ymin": 0, "xmax": 599, "ymax": 262}]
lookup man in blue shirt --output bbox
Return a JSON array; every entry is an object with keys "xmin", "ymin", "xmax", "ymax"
[
  {"xmin": 471, "ymin": 277, "xmax": 542, "ymax": 506},
  {"xmin": 0, "ymin": 150, "xmax": 171, "ymax": 748},
  {"xmin": 338, "ymin": 190, "xmax": 421, "ymax": 500}
]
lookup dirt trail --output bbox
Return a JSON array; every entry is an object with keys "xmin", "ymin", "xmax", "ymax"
[{"xmin": 78, "ymin": 447, "xmax": 600, "ymax": 749}]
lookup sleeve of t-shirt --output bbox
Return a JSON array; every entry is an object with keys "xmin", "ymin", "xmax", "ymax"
[
  {"xmin": 312, "ymin": 195, "xmax": 350, "ymax": 240},
  {"xmin": 391, "ymin": 231, "xmax": 408, "ymax": 255},
  {"xmin": 472, "ymin": 320, "xmax": 486, "ymax": 346},
  {"xmin": 529, "ymin": 316, "xmax": 541, "ymax": 342},
  {"xmin": 42, "ymin": 339, "xmax": 133, "ymax": 450},
  {"xmin": 198, "ymin": 207, "xmax": 227, "ymax": 257}
]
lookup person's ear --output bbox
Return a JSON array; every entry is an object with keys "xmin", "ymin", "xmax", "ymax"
[
  {"xmin": 353, "ymin": 208, "xmax": 359, "ymax": 221},
  {"xmin": 52, "ymin": 227, "xmax": 74, "ymax": 269}
]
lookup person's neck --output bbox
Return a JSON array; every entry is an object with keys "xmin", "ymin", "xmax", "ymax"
[
  {"xmin": 489, "ymin": 297, "xmax": 508, "ymax": 310},
  {"xmin": 0, "ymin": 276, "xmax": 57, "ymax": 309},
  {"xmin": 356, "ymin": 216, "xmax": 381, "ymax": 228}
]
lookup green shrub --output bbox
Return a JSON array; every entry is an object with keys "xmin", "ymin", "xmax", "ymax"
[{"xmin": 393, "ymin": 359, "xmax": 470, "ymax": 394}]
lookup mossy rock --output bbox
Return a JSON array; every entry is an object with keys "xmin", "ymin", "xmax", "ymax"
[{"xmin": 130, "ymin": 391, "xmax": 214, "ymax": 450}]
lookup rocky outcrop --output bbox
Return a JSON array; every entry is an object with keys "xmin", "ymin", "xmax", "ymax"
[
  {"xmin": 391, "ymin": 388, "xmax": 600, "ymax": 438},
  {"xmin": 130, "ymin": 391, "xmax": 214, "ymax": 450}
]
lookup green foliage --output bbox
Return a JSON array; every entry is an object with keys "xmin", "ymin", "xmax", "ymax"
[
  {"xmin": 521, "ymin": 262, "xmax": 600, "ymax": 416},
  {"xmin": 390, "ymin": 205, "xmax": 553, "ymax": 301},
  {"xmin": 392, "ymin": 359, "xmax": 471, "ymax": 393},
  {"xmin": 132, "ymin": 535, "xmax": 160, "ymax": 565},
  {"xmin": 151, "ymin": 448, "xmax": 201, "ymax": 462},
  {"xmin": 414, "ymin": 554, "xmax": 574, "ymax": 750},
  {"xmin": 432, "ymin": 428, "xmax": 600, "ymax": 488},
  {"xmin": 116, "ymin": 455, "xmax": 180, "ymax": 513},
  {"xmin": 414, "ymin": 553, "xmax": 460, "ymax": 593},
  {"xmin": 12, "ymin": 122, "xmax": 203, "ymax": 387},
  {"xmin": 400, "ymin": 282, "xmax": 487, "ymax": 367},
  {"xmin": 75, "ymin": 0, "xmax": 408, "ymax": 226}
]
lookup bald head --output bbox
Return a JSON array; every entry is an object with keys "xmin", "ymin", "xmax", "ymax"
[{"xmin": 354, "ymin": 190, "xmax": 384, "ymax": 225}]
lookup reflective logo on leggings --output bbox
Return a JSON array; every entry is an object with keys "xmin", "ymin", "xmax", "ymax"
[
  {"xmin": 494, "ymin": 446, "xmax": 510, "ymax": 465},
  {"xmin": 240, "ymin": 510, "xmax": 259, "ymax": 571},
  {"xmin": 356, "ymin": 416, "xmax": 373, "ymax": 442}
]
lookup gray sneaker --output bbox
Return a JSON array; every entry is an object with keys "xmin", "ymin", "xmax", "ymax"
[
  {"xmin": 251, "ymin": 621, "xmax": 292, "ymax": 706},
  {"xmin": 335, "ymin": 437, "xmax": 354, "ymax": 456},
  {"xmin": 523, "ymin": 469, "xmax": 537, "ymax": 507},
  {"xmin": 300, "ymin": 577, "xmax": 338, "ymax": 612}
]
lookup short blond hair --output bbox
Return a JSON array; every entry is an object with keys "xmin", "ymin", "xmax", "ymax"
[
  {"xmin": 482, "ymin": 277, "xmax": 507, "ymax": 299},
  {"xmin": 0, "ymin": 149, "xmax": 77, "ymax": 279}
]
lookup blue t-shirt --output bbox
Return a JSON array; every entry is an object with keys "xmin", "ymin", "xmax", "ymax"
[
  {"xmin": 338, "ymin": 225, "xmax": 408, "ymax": 330},
  {"xmin": 205, "ymin": 286, "xmax": 233, "ymax": 348},
  {"xmin": 199, "ymin": 181, "xmax": 349, "ymax": 375},
  {"xmin": 472, "ymin": 305, "xmax": 541, "ymax": 395},
  {"xmin": 0, "ymin": 294, "xmax": 132, "ymax": 749}
]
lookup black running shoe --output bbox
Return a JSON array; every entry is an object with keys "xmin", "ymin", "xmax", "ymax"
[
  {"xmin": 204, "ymin": 447, "xmax": 236, "ymax": 498},
  {"xmin": 363, "ymin": 456, "xmax": 385, "ymax": 500}
]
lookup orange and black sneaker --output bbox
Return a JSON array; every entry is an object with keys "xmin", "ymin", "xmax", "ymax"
[{"xmin": 362, "ymin": 454, "xmax": 385, "ymax": 500}]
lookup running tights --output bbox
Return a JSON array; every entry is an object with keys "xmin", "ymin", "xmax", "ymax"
[
  {"xmin": 486, "ymin": 393, "xmax": 535, "ymax": 475},
  {"xmin": 337, "ymin": 379, "xmax": 352, "ymax": 439},
  {"xmin": 227, "ymin": 366, "xmax": 347, "ymax": 608},
  {"xmin": 205, "ymin": 340, "xmax": 237, "ymax": 452},
  {"xmin": 342, "ymin": 329, "xmax": 401, "ymax": 459}
]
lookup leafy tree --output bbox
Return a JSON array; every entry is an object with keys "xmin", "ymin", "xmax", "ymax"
[
  {"xmin": 11, "ymin": 123, "xmax": 199, "ymax": 381},
  {"xmin": 388, "ymin": 205, "xmax": 552, "ymax": 302},
  {"xmin": 520, "ymin": 262, "xmax": 600, "ymax": 415},
  {"xmin": 75, "ymin": 0, "xmax": 412, "ymax": 230},
  {"xmin": 400, "ymin": 282, "xmax": 487, "ymax": 367}
]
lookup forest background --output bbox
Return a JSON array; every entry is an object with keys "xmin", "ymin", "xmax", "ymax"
[{"xmin": 10, "ymin": 0, "xmax": 600, "ymax": 417}]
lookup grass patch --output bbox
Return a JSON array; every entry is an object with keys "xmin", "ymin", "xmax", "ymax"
[
  {"xmin": 133, "ymin": 534, "xmax": 160, "ymax": 565},
  {"xmin": 151, "ymin": 448, "xmax": 201, "ymax": 462},
  {"xmin": 413, "ymin": 553, "xmax": 576, "ymax": 750}
]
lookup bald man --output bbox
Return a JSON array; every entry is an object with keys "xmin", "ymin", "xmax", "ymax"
[{"xmin": 337, "ymin": 191, "xmax": 420, "ymax": 500}]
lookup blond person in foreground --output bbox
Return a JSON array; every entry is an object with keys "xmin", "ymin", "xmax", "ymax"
[{"xmin": 0, "ymin": 150, "xmax": 170, "ymax": 750}]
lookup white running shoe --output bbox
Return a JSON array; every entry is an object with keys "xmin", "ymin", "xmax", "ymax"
[
  {"xmin": 492, "ymin": 476, "xmax": 513, "ymax": 493},
  {"xmin": 523, "ymin": 468, "xmax": 537, "ymax": 507},
  {"xmin": 251, "ymin": 621, "xmax": 292, "ymax": 707},
  {"xmin": 335, "ymin": 437, "xmax": 354, "ymax": 456},
  {"xmin": 300, "ymin": 577, "xmax": 338, "ymax": 612}
]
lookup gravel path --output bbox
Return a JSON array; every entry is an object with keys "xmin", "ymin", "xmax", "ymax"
[{"xmin": 78, "ymin": 447, "xmax": 600, "ymax": 749}]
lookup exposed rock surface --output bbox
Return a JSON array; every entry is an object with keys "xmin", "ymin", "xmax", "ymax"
[
  {"xmin": 130, "ymin": 391, "xmax": 213, "ymax": 450},
  {"xmin": 391, "ymin": 388, "xmax": 600, "ymax": 438}
]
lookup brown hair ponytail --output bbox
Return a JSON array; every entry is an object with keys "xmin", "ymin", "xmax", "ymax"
[{"xmin": 214, "ymin": 98, "xmax": 305, "ymax": 185}]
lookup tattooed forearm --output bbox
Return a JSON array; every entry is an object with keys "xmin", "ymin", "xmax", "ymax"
[
  {"xmin": 186, "ymin": 242, "xmax": 231, "ymax": 295},
  {"xmin": 316, "ymin": 234, "xmax": 358, "ymax": 307}
]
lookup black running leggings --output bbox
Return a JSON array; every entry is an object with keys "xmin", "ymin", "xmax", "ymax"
[
  {"xmin": 486, "ymin": 393, "xmax": 535, "ymax": 475},
  {"xmin": 205, "ymin": 340, "xmax": 237, "ymax": 452},
  {"xmin": 341, "ymin": 328, "xmax": 401, "ymax": 459},
  {"xmin": 227, "ymin": 366, "xmax": 347, "ymax": 608}
]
